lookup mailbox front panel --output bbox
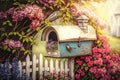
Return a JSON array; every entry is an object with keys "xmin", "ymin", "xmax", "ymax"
[{"xmin": 59, "ymin": 41, "xmax": 93, "ymax": 57}]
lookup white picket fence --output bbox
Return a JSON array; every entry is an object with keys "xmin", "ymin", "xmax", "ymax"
[{"xmin": 18, "ymin": 54, "xmax": 74, "ymax": 80}]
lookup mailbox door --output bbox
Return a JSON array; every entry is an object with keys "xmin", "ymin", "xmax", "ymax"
[{"xmin": 59, "ymin": 40, "xmax": 93, "ymax": 57}]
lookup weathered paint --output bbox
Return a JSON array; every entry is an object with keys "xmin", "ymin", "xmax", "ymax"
[
  {"xmin": 33, "ymin": 24, "xmax": 96, "ymax": 58},
  {"xmin": 59, "ymin": 40, "xmax": 93, "ymax": 57}
]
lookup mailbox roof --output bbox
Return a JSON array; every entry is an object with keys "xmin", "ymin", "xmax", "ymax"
[{"xmin": 50, "ymin": 25, "xmax": 97, "ymax": 42}]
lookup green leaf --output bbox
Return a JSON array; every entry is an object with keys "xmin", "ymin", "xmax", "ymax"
[
  {"xmin": 27, "ymin": 29, "xmax": 31, "ymax": 32},
  {"xmin": 12, "ymin": 49, "xmax": 16, "ymax": 53},
  {"xmin": 21, "ymin": 31, "xmax": 25, "ymax": 35},
  {"xmin": 83, "ymin": 63, "xmax": 87, "ymax": 67},
  {"xmin": 0, "ymin": 28, "xmax": 5, "ymax": 32},
  {"xmin": 25, "ymin": 38, "xmax": 29, "ymax": 43},
  {"xmin": 7, "ymin": 48, "xmax": 11, "ymax": 52},
  {"xmin": 24, "ymin": 50, "xmax": 30, "ymax": 54},
  {"xmin": 2, "ymin": 21, "xmax": 7, "ymax": 26},
  {"xmin": 20, "ymin": 47, "xmax": 25, "ymax": 51},
  {"xmin": 85, "ymin": 66, "xmax": 88, "ymax": 71},
  {"xmin": 4, "ymin": 45, "xmax": 8, "ymax": 50}
]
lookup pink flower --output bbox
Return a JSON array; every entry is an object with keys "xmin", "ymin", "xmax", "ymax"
[
  {"xmin": 98, "ymin": 36, "xmax": 108, "ymax": 43},
  {"xmin": 89, "ymin": 66, "xmax": 97, "ymax": 74},
  {"xmin": 39, "ymin": 0, "xmax": 54, "ymax": 7},
  {"xmin": 95, "ymin": 73, "xmax": 101, "ymax": 79},
  {"xmin": 0, "ymin": 11, "xmax": 7, "ymax": 19},
  {"xmin": 77, "ymin": 69, "xmax": 85, "ymax": 76},
  {"xmin": 30, "ymin": 20, "xmax": 40, "ymax": 29},
  {"xmin": 85, "ymin": 57, "xmax": 91, "ymax": 62},
  {"xmin": 23, "ymin": 4, "xmax": 44, "ymax": 21},
  {"xmin": 75, "ymin": 73, "xmax": 80, "ymax": 80},
  {"xmin": 92, "ymin": 47, "xmax": 98, "ymax": 53},
  {"xmin": 111, "ymin": 54, "xmax": 120, "ymax": 61},
  {"xmin": 87, "ymin": 61, "xmax": 93, "ymax": 67},
  {"xmin": 94, "ymin": 58, "xmax": 103, "ymax": 66},
  {"xmin": 2, "ymin": 39, "xmax": 23, "ymax": 49},
  {"xmin": 98, "ymin": 48, "xmax": 105, "ymax": 54},
  {"xmin": 93, "ymin": 52, "xmax": 101, "ymax": 58},
  {"xmin": 76, "ymin": 60, "xmax": 83, "ymax": 66}
]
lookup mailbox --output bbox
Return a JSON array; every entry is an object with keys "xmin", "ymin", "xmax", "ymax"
[{"xmin": 32, "ymin": 15, "xmax": 97, "ymax": 57}]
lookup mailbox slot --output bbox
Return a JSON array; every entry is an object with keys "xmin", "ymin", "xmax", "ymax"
[{"xmin": 48, "ymin": 31, "xmax": 58, "ymax": 41}]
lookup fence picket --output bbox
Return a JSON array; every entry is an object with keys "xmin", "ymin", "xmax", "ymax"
[
  {"xmin": 60, "ymin": 60, "xmax": 64, "ymax": 72},
  {"xmin": 65, "ymin": 59, "xmax": 69, "ymax": 73},
  {"xmin": 44, "ymin": 59, "xmax": 49, "ymax": 71},
  {"xmin": 55, "ymin": 59, "xmax": 59, "ymax": 74},
  {"xmin": 50, "ymin": 59, "xmax": 54, "ymax": 73},
  {"xmin": 32, "ymin": 54, "xmax": 36, "ymax": 80},
  {"xmin": 0, "ymin": 54, "xmax": 74, "ymax": 80},
  {"xmin": 26, "ymin": 55, "xmax": 30, "ymax": 77},
  {"xmin": 18, "ymin": 61, "xmax": 22, "ymax": 77},
  {"xmin": 39, "ymin": 54, "xmax": 43, "ymax": 78}
]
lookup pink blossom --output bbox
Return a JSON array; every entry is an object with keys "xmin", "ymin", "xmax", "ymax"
[
  {"xmin": 89, "ymin": 66, "xmax": 97, "ymax": 74},
  {"xmin": 111, "ymin": 54, "xmax": 120, "ymax": 61},
  {"xmin": 30, "ymin": 20, "xmax": 40, "ymax": 29},
  {"xmin": 0, "ymin": 11, "xmax": 7, "ymax": 19},
  {"xmin": 23, "ymin": 4, "xmax": 44, "ymax": 21},
  {"xmin": 98, "ymin": 48, "xmax": 105, "ymax": 54},
  {"xmin": 70, "ymin": 6, "xmax": 80, "ymax": 17},
  {"xmin": 77, "ymin": 69, "xmax": 85, "ymax": 76},
  {"xmin": 75, "ymin": 74, "xmax": 80, "ymax": 80},
  {"xmin": 94, "ymin": 58, "xmax": 103, "ymax": 66},
  {"xmin": 92, "ymin": 47, "xmax": 98, "ymax": 53},
  {"xmin": 95, "ymin": 73, "xmax": 101, "ymax": 79},
  {"xmin": 85, "ymin": 57, "xmax": 91, "ymax": 62},
  {"xmin": 39, "ymin": 0, "xmax": 54, "ymax": 7},
  {"xmin": 93, "ymin": 52, "xmax": 101, "ymax": 58},
  {"xmin": 87, "ymin": 61, "xmax": 93, "ymax": 67},
  {"xmin": 6, "ymin": 7, "xmax": 15, "ymax": 15},
  {"xmin": 99, "ymin": 36, "xmax": 108, "ymax": 43},
  {"xmin": 11, "ymin": 4, "xmax": 44, "ymax": 24},
  {"xmin": 1, "ymin": 39, "xmax": 23, "ymax": 49},
  {"xmin": 100, "ymin": 75, "xmax": 111, "ymax": 80},
  {"xmin": 76, "ymin": 60, "xmax": 83, "ymax": 66}
]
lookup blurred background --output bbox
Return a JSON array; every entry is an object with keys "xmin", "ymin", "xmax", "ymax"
[{"xmin": 81, "ymin": 0, "xmax": 120, "ymax": 53}]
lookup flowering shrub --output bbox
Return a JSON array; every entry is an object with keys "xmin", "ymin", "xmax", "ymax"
[
  {"xmin": 1, "ymin": 39, "xmax": 23, "ymax": 49},
  {"xmin": 75, "ymin": 35, "xmax": 120, "ymax": 80},
  {"xmin": 0, "ymin": 3, "xmax": 45, "ymax": 60},
  {"xmin": 39, "ymin": 70, "xmax": 72, "ymax": 80}
]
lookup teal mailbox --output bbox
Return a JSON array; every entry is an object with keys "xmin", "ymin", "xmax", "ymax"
[
  {"xmin": 40, "ymin": 24, "xmax": 96, "ymax": 57},
  {"xmin": 33, "ymin": 15, "xmax": 97, "ymax": 57}
]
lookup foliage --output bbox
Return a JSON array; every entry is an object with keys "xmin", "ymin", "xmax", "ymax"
[
  {"xmin": 0, "ymin": 57, "xmax": 32, "ymax": 80},
  {"xmin": 40, "ymin": 70, "xmax": 72, "ymax": 80},
  {"xmin": 75, "ymin": 35, "xmax": 120, "ymax": 80}
]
